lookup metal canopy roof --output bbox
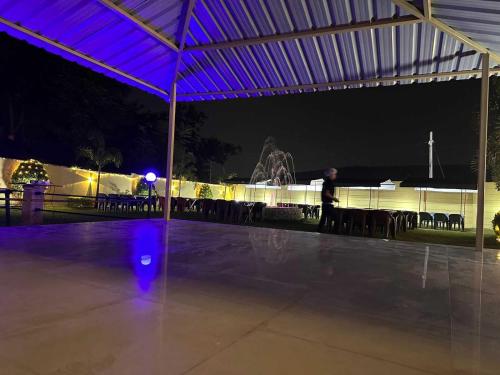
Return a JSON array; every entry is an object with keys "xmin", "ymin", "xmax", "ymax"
[{"xmin": 1, "ymin": 0, "xmax": 499, "ymax": 102}]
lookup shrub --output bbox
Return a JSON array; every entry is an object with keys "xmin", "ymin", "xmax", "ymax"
[
  {"xmin": 11, "ymin": 159, "xmax": 49, "ymax": 186},
  {"xmin": 198, "ymin": 183, "xmax": 213, "ymax": 199},
  {"xmin": 492, "ymin": 212, "xmax": 500, "ymax": 242},
  {"xmin": 136, "ymin": 177, "xmax": 154, "ymax": 196}
]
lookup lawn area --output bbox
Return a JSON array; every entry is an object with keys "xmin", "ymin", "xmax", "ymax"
[
  {"xmin": 0, "ymin": 206, "xmax": 165, "ymax": 226},
  {"xmin": 1, "ymin": 207, "xmax": 498, "ymax": 249}
]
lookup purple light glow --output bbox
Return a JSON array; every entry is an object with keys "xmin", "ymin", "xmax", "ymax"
[{"xmin": 131, "ymin": 223, "xmax": 163, "ymax": 292}]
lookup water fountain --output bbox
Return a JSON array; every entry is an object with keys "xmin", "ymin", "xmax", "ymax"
[
  {"xmin": 250, "ymin": 137, "xmax": 296, "ymax": 187},
  {"xmin": 249, "ymin": 137, "xmax": 302, "ymax": 221}
]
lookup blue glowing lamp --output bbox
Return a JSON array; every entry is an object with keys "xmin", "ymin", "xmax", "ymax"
[{"xmin": 145, "ymin": 172, "xmax": 157, "ymax": 183}]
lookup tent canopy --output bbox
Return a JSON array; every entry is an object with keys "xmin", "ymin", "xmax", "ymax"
[
  {"xmin": 1, "ymin": 0, "xmax": 499, "ymax": 101},
  {"xmin": 0, "ymin": 0, "xmax": 497, "ymax": 250}
]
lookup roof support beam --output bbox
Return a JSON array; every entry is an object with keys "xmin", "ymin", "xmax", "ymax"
[
  {"xmin": 0, "ymin": 15, "xmax": 168, "ymax": 98},
  {"xmin": 184, "ymin": 15, "xmax": 421, "ymax": 52},
  {"xmin": 164, "ymin": 0, "xmax": 197, "ymax": 221},
  {"xmin": 177, "ymin": 67, "xmax": 500, "ymax": 97},
  {"xmin": 392, "ymin": 0, "xmax": 500, "ymax": 62},
  {"xmin": 172, "ymin": 0, "xmax": 197, "ymax": 76},
  {"xmin": 97, "ymin": 0, "xmax": 179, "ymax": 52},
  {"xmin": 423, "ymin": 0, "xmax": 432, "ymax": 19}
]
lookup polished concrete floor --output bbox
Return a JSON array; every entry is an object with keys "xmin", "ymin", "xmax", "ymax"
[{"xmin": 0, "ymin": 219, "xmax": 499, "ymax": 375}]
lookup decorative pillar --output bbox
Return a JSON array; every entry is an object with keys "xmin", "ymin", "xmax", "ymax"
[{"xmin": 22, "ymin": 184, "xmax": 46, "ymax": 225}]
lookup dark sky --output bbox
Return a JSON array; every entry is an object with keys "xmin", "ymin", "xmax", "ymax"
[
  {"xmin": 0, "ymin": 32, "xmax": 484, "ymax": 182},
  {"xmin": 192, "ymin": 80, "xmax": 480, "ymax": 177}
]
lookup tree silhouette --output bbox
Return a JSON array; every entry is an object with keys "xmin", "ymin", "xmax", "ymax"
[
  {"xmin": 472, "ymin": 77, "xmax": 500, "ymax": 189},
  {"xmin": 78, "ymin": 131, "xmax": 122, "ymax": 206}
]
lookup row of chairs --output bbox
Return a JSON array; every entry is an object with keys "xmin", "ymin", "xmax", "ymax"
[
  {"xmin": 324, "ymin": 208, "xmax": 418, "ymax": 239},
  {"xmin": 274, "ymin": 203, "xmax": 321, "ymax": 219},
  {"xmin": 169, "ymin": 197, "xmax": 199, "ymax": 213},
  {"xmin": 298, "ymin": 204, "xmax": 321, "ymax": 220},
  {"xmin": 98, "ymin": 194, "xmax": 465, "ymax": 235},
  {"xmin": 96, "ymin": 195, "xmax": 217, "ymax": 215},
  {"xmin": 168, "ymin": 197, "xmax": 267, "ymax": 225},
  {"xmin": 97, "ymin": 194, "xmax": 158, "ymax": 212},
  {"xmin": 419, "ymin": 212, "xmax": 465, "ymax": 231},
  {"xmin": 324, "ymin": 209, "xmax": 465, "ymax": 238},
  {"xmin": 200, "ymin": 199, "xmax": 267, "ymax": 224}
]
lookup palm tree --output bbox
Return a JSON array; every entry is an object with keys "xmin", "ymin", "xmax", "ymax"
[{"xmin": 79, "ymin": 132, "xmax": 122, "ymax": 207}]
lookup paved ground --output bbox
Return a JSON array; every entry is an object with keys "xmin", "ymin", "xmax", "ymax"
[{"xmin": 0, "ymin": 219, "xmax": 499, "ymax": 374}]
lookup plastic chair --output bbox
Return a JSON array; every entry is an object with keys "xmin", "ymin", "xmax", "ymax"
[
  {"xmin": 433, "ymin": 213, "xmax": 449, "ymax": 230},
  {"xmin": 347, "ymin": 209, "xmax": 369, "ymax": 236},
  {"xmin": 419, "ymin": 212, "xmax": 434, "ymax": 228},
  {"xmin": 369, "ymin": 210, "xmax": 396, "ymax": 239},
  {"xmin": 448, "ymin": 214, "xmax": 465, "ymax": 231}
]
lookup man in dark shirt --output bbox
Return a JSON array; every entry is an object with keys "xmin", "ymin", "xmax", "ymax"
[{"xmin": 317, "ymin": 168, "xmax": 339, "ymax": 232}]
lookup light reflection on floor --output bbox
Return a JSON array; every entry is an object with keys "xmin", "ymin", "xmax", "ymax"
[{"xmin": 0, "ymin": 219, "xmax": 499, "ymax": 374}]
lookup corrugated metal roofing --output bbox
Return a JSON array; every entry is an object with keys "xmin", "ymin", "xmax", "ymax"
[
  {"xmin": 432, "ymin": 0, "xmax": 500, "ymax": 55},
  {"xmin": 0, "ymin": 0, "xmax": 499, "ymax": 102}
]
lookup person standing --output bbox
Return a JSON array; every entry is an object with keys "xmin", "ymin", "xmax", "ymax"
[{"xmin": 317, "ymin": 168, "xmax": 339, "ymax": 232}]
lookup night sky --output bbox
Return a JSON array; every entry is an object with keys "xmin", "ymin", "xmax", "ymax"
[
  {"xmin": 192, "ymin": 79, "xmax": 480, "ymax": 177},
  {"xmin": 1, "ymin": 30, "xmax": 482, "ymax": 180}
]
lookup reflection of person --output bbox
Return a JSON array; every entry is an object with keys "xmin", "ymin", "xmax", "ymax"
[{"xmin": 317, "ymin": 168, "xmax": 339, "ymax": 232}]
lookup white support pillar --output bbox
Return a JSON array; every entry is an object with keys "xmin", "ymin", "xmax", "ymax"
[
  {"xmin": 161, "ymin": 0, "xmax": 196, "ymax": 221},
  {"xmin": 164, "ymin": 82, "xmax": 177, "ymax": 221},
  {"xmin": 475, "ymin": 53, "xmax": 490, "ymax": 251}
]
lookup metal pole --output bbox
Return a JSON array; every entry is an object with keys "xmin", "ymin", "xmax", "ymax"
[
  {"xmin": 424, "ymin": 189, "xmax": 427, "ymax": 212},
  {"xmin": 5, "ymin": 189, "xmax": 11, "ymax": 226},
  {"xmin": 148, "ymin": 183, "xmax": 152, "ymax": 218},
  {"xmin": 464, "ymin": 192, "xmax": 467, "ymax": 231},
  {"xmin": 418, "ymin": 188, "xmax": 422, "ymax": 213},
  {"xmin": 164, "ymin": 82, "xmax": 177, "ymax": 221},
  {"xmin": 428, "ymin": 131, "xmax": 434, "ymax": 179},
  {"xmin": 460, "ymin": 189, "xmax": 463, "ymax": 216},
  {"xmin": 476, "ymin": 53, "xmax": 490, "ymax": 252}
]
